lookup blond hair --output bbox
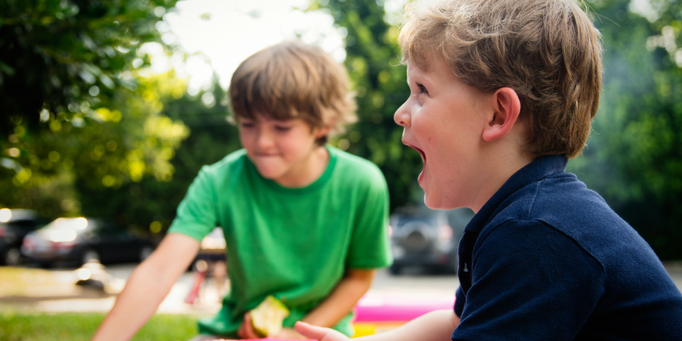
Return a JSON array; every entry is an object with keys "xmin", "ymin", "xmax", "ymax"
[
  {"xmin": 229, "ymin": 41, "xmax": 357, "ymax": 144},
  {"xmin": 399, "ymin": 0, "xmax": 603, "ymax": 158}
]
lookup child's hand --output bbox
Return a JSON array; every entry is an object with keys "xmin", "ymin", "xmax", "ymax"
[
  {"xmin": 294, "ymin": 321, "xmax": 349, "ymax": 341},
  {"xmin": 239, "ymin": 313, "xmax": 308, "ymax": 339},
  {"xmin": 271, "ymin": 327, "xmax": 308, "ymax": 339},
  {"xmin": 237, "ymin": 311, "xmax": 261, "ymax": 339}
]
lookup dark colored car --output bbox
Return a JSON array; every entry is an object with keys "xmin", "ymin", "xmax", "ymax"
[
  {"xmin": 0, "ymin": 208, "xmax": 48, "ymax": 266},
  {"xmin": 389, "ymin": 206, "xmax": 474, "ymax": 275},
  {"xmin": 21, "ymin": 217, "xmax": 155, "ymax": 267}
]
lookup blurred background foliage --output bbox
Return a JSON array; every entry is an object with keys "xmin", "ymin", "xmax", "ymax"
[
  {"xmin": 314, "ymin": 0, "xmax": 421, "ymax": 211},
  {"xmin": 1, "ymin": 0, "xmax": 682, "ymax": 259},
  {"xmin": 0, "ymin": 0, "xmax": 189, "ymax": 225},
  {"xmin": 568, "ymin": 0, "xmax": 682, "ymax": 259}
]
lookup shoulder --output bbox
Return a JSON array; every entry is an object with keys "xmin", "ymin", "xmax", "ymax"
[
  {"xmin": 480, "ymin": 171, "xmax": 657, "ymax": 272},
  {"xmin": 529, "ymin": 172, "xmax": 639, "ymax": 247},
  {"xmin": 197, "ymin": 149, "xmax": 249, "ymax": 182},
  {"xmin": 203, "ymin": 149, "xmax": 248, "ymax": 173},
  {"xmin": 489, "ymin": 171, "xmax": 623, "ymax": 236},
  {"xmin": 475, "ymin": 173, "xmax": 612, "ymax": 262},
  {"xmin": 470, "ymin": 216, "xmax": 607, "ymax": 301},
  {"xmin": 329, "ymin": 146, "xmax": 386, "ymax": 186}
]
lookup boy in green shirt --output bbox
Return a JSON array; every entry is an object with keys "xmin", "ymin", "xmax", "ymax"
[{"xmin": 92, "ymin": 41, "xmax": 392, "ymax": 341}]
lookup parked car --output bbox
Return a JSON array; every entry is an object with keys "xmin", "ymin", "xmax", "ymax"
[
  {"xmin": 389, "ymin": 206, "xmax": 474, "ymax": 275},
  {"xmin": 21, "ymin": 217, "xmax": 155, "ymax": 267},
  {"xmin": 0, "ymin": 208, "xmax": 48, "ymax": 266}
]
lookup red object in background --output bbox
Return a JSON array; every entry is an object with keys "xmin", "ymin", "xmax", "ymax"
[
  {"xmin": 185, "ymin": 269, "xmax": 208, "ymax": 304},
  {"xmin": 22, "ymin": 235, "xmax": 35, "ymax": 250}
]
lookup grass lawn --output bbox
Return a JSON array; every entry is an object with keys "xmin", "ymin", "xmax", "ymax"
[{"xmin": 0, "ymin": 311, "xmax": 201, "ymax": 341}]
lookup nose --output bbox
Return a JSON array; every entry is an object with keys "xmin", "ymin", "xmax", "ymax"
[
  {"xmin": 394, "ymin": 99, "xmax": 412, "ymax": 127},
  {"xmin": 255, "ymin": 126, "xmax": 275, "ymax": 149}
]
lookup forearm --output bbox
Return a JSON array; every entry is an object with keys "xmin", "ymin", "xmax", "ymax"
[
  {"xmin": 92, "ymin": 233, "xmax": 199, "ymax": 341},
  {"xmin": 358, "ymin": 309, "xmax": 458, "ymax": 341},
  {"xmin": 91, "ymin": 260, "xmax": 176, "ymax": 341},
  {"xmin": 301, "ymin": 269, "xmax": 375, "ymax": 327}
]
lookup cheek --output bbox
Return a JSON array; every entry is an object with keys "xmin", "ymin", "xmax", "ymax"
[
  {"xmin": 238, "ymin": 130, "xmax": 254, "ymax": 148},
  {"xmin": 412, "ymin": 115, "xmax": 439, "ymax": 150},
  {"xmin": 284, "ymin": 131, "xmax": 315, "ymax": 151}
]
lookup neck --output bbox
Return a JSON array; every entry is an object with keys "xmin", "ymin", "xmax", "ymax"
[
  {"xmin": 469, "ymin": 150, "xmax": 534, "ymax": 214},
  {"xmin": 274, "ymin": 145, "xmax": 330, "ymax": 188}
]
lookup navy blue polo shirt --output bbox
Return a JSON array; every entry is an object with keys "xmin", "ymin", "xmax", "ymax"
[{"xmin": 453, "ymin": 155, "xmax": 682, "ymax": 340}]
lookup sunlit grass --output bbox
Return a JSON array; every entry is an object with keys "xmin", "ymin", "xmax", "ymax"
[
  {"xmin": 0, "ymin": 311, "xmax": 200, "ymax": 341},
  {"xmin": 0, "ymin": 267, "xmax": 71, "ymax": 297}
]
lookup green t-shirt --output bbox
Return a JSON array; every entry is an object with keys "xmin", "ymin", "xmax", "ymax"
[{"xmin": 168, "ymin": 146, "xmax": 392, "ymax": 337}]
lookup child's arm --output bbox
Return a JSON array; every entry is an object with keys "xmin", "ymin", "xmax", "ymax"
[
  {"xmin": 302, "ymin": 268, "xmax": 375, "ymax": 327},
  {"xmin": 91, "ymin": 233, "xmax": 200, "ymax": 341},
  {"xmin": 296, "ymin": 309, "xmax": 459, "ymax": 341}
]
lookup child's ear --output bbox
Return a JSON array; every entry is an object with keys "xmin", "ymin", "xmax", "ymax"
[
  {"xmin": 482, "ymin": 87, "xmax": 521, "ymax": 142},
  {"xmin": 314, "ymin": 126, "xmax": 332, "ymax": 139}
]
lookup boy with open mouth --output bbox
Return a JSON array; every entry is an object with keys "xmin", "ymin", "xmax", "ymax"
[{"xmin": 296, "ymin": 0, "xmax": 682, "ymax": 340}]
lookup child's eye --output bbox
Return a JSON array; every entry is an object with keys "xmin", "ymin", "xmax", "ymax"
[
  {"xmin": 274, "ymin": 125, "xmax": 292, "ymax": 132},
  {"xmin": 417, "ymin": 83, "xmax": 428, "ymax": 95},
  {"xmin": 240, "ymin": 122, "xmax": 255, "ymax": 129}
]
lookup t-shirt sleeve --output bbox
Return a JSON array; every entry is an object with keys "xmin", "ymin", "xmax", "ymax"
[
  {"xmin": 346, "ymin": 168, "xmax": 392, "ymax": 269},
  {"xmin": 167, "ymin": 166, "xmax": 219, "ymax": 242},
  {"xmin": 452, "ymin": 220, "xmax": 605, "ymax": 341}
]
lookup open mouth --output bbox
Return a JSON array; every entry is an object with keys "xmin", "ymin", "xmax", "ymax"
[{"xmin": 405, "ymin": 143, "xmax": 426, "ymax": 163}]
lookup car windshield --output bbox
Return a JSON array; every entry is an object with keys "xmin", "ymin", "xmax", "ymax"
[
  {"xmin": 43, "ymin": 217, "xmax": 91, "ymax": 231},
  {"xmin": 38, "ymin": 218, "xmax": 92, "ymax": 243}
]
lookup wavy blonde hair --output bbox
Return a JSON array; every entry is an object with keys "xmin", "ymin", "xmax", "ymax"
[
  {"xmin": 399, "ymin": 0, "xmax": 603, "ymax": 158},
  {"xmin": 229, "ymin": 41, "xmax": 357, "ymax": 145}
]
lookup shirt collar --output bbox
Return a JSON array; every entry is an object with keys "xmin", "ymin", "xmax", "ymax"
[{"xmin": 465, "ymin": 155, "xmax": 568, "ymax": 232}]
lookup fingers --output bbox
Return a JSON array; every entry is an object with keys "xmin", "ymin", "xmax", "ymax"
[
  {"xmin": 238, "ymin": 311, "xmax": 260, "ymax": 339},
  {"xmin": 238, "ymin": 320, "xmax": 246, "ymax": 339},
  {"xmin": 294, "ymin": 322, "xmax": 326, "ymax": 339},
  {"xmin": 272, "ymin": 327, "xmax": 307, "ymax": 340},
  {"xmin": 294, "ymin": 321, "xmax": 347, "ymax": 341},
  {"xmin": 244, "ymin": 312, "xmax": 260, "ymax": 339}
]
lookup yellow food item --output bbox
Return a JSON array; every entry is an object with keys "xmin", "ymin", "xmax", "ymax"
[{"xmin": 251, "ymin": 295, "xmax": 290, "ymax": 337}]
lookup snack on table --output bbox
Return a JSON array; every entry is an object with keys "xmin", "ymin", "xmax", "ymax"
[{"xmin": 251, "ymin": 295, "xmax": 290, "ymax": 337}]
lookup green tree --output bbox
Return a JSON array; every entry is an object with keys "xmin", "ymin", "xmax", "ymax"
[
  {"xmin": 0, "ymin": 0, "xmax": 188, "ymax": 224},
  {"xmin": 568, "ymin": 0, "xmax": 682, "ymax": 259},
  {"xmin": 80, "ymin": 80, "xmax": 242, "ymax": 233},
  {"xmin": 0, "ymin": 0, "xmax": 178, "ymax": 137}
]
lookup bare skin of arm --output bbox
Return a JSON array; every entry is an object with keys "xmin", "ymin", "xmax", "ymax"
[
  {"xmin": 295, "ymin": 309, "xmax": 460, "ymax": 341},
  {"xmin": 239, "ymin": 268, "xmax": 376, "ymax": 339},
  {"xmin": 91, "ymin": 233, "xmax": 200, "ymax": 341}
]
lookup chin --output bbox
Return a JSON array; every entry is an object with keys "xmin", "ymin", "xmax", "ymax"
[
  {"xmin": 255, "ymin": 167, "xmax": 282, "ymax": 180},
  {"xmin": 423, "ymin": 193, "xmax": 460, "ymax": 210},
  {"xmin": 423, "ymin": 194, "xmax": 444, "ymax": 210}
]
